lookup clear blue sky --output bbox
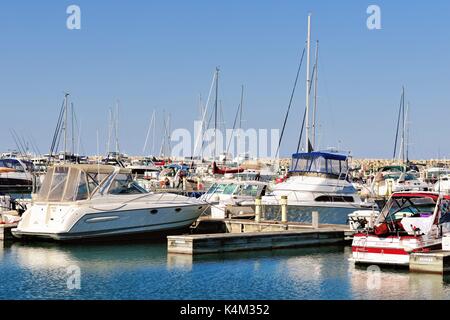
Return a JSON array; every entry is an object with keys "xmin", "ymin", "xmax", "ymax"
[{"xmin": 0, "ymin": 0, "xmax": 449, "ymax": 159}]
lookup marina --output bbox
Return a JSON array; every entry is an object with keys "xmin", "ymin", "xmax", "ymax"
[{"xmin": 2, "ymin": 0, "xmax": 450, "ymax": 307}]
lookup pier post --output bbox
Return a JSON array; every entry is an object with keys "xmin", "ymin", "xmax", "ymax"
[
  {"xmin": 387, "ymin": 180, "xmax": 393, "ymax": 196},
  {"xmin": 183, "ymin": 177, "xmax": 187, "ymax": 191},
  {"xmin": 281, "ymin": 196, "xmax": 288, "ymax": 223},
  {"xmin": 312, "ymin": 211, "xmax": 319, "ymax": 229},
  {"xmin": 255, "ymin": 196, "xmax": 262, "ymax": 223}
]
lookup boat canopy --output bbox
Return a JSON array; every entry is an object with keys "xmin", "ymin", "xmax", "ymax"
[
  {"xmin": 36, "ymin": 164, "xmax": 144, "ymax": 202},
  {"xmin": 290, "ymin": 152, "xmax": 348, "ymax": 176},
  {"xmin": 378, "ymin": 165, "xmax": 406, "ymax": 173}
]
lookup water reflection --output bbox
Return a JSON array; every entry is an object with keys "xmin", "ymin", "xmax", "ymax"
[
  {"xmin": 347, "ymin": 247, "xmax": 448, "ymax": 300},
  {"xmin": 0, "ymin": 241, "xmax": 450, "ymax": 299},
  {"xmin": 7, "ymin": 242, "xmax": 168, "ymax": 271}
]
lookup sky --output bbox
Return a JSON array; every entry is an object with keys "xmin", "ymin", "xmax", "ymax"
[{"xmin": 0, "ymin": 0, "xmax": 449, "ymax": 159}]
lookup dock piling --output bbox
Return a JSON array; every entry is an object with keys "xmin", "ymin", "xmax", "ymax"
[
  {"xmin": 312, "ymin": 211, "xmax": 319, "ymax": 229},
  {"xmin": 281, "ymin": 196, "xmax": 288, "ymax": 223},
  {"xmin": 255, "ymin": 196, "xmax": 262, "ymax": 223}
]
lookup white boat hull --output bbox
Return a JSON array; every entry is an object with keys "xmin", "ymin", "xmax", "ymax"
[
  {"xmin": 351, "ymin": 234, "xmax": 442, "ymax": 266},
  {"xmin": 13, "ymin": 196, "xmax": 206, "ymax": 241}
]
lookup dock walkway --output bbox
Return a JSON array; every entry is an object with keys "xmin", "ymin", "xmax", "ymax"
[{"xmin": 168, "ymin": 218, "xmax": 351, "ymax": 255}]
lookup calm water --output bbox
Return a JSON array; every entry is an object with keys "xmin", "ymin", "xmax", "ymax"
[{"xmin": 1, "ymin": 242, "xmax": 450, "ymax": 300}]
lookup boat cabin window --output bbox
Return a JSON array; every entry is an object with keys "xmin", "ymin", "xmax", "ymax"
[
  {"xmin": 315, "ymin": 195, "xmax": 354, "ymax": 203},
  {"xmin": 223, "ymin": 184, "xmax": 238, "ymax": 195},
  {"xmin": 0, "ymin": 159, "xmax": 26, "ymax": 172},
  {"xmin": 377, "ymin": 196, "xmax": 437, "ymax": 224},
  {"xmin": 37, "ymin": 167, "xmax": 112, "ymax": 202},
  {"xmin": 206, "ymin": 183, "xmax": 218, "ymax": 194},
  {"xmin": 211, "ymin": 183, "xmax": 228, "ymax": 195},
  {"xmin": 107, "ymin": 173, "xmax": 147, "ymax": 195},
  {"xmin": 237, "ymin": 185, "xmax": 260, "ymax": 197},
  {"xmin": 290, "ymin": 152, "xmax": 348, "ymax": 177}
]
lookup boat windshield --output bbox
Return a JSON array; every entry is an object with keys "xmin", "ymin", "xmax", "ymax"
[
  {"xmin": 36, "ymin": 166, "xmax": 110, "ymax": 202},
  {"xmin": 107, "ymin": 173, "xmax": 148, "ymax": 195},
  {"xmin": 377, "ymin": 196, "xmax": 437, "ymax": 224},
  {"xmin": 237, "ymin": 184, "xmax": 260, "ymax": 197},
  {"xmin": 0, "ymin": 159, "xmax": 26, "ymax": 172},
  {"xmin": 223, "ymin": 184, "xmax": 238, "ymax": 195},
  {"xmin": 290, "ymin": 152, "xmax": 348, "ymax": 177},
  {"xmin": 207, "ymin": 183, "xmax": 228, "ymax": 195}
]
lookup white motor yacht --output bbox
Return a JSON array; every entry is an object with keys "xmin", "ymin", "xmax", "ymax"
[
  {"xmin": 12, "ymin": 164, "xmax": 207, "ymax": 241},
  {"xmin": 370, "ymin": 165, "xmax": 429, "ymax": 197},
  {"xmin": 262, "ymin": 152, "xmax": 372, "ymax": 225},
  {"xmin": 0, "ymin": 158, "xmax": 34, "ymax": 193}
]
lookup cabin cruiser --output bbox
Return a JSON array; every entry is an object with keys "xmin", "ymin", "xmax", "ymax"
[
  {"xmin": 370, "ymin": 165, "xmax": 429, "ymax": 197},
  {"xmin": 422, "ymin": 167, "xmax": 450, "ymax": 185},
  {"xmin": 351, "ymin": 192, "xmax": 450, "ymax": 266},
  {"xmin": 127, "ymin": 159, "xmax": 161, "ymax": 191},
  {"xmin": 12, "ymin": 164, "xmax": 207, "ymax": 241},
  {"xmin": 432, "ymin": 174, "xmax": 450, "ymax": 194},
  {"xmin": 200, "ymin": 180, "xmax": 269, "ymax": 205},
  {"xmin": 200, "ymin": 180, "xmax": 269, "ymax": 218},
  {"xmin": 262, "ymin": 152, "xmax": 371, "ymax": 225},
  {"xmin": 0, "ymin": 158, "xmax": 34, "ymax": 193}
]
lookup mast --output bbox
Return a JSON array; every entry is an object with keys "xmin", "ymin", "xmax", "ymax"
[
  {"xmin": 238, "ymin": 85, "xmax": 244, "ymax": 166},
  {"xmin": 152, "ymin": 110, "xmax": 156, "ymax": 156},
  {"xmin": 143, "ymin": 109, "xmax": 156, "ymax": 155},
  {"xmin": 406, "ymin": 102, "xmax": 410, "ymax": 163},
  {"xmin": 214, "ymin": 67, "xmax": 219, "ymax": 161},
  {"xmin": 107, "ymin": 108, "xmax": 112, "ymax": 155},
  {"xmin": 63, "ymin": 93, "xmax": 69, "ymax": 162},
  {"xmin": 312, "ymin": 40, "xmax": 319, "ymax": 150},
  {"xmin": 115, "ymin": 100, "xmax": 120, "ymax": 156},
  {"xmin": 305, "ymin": 14, "xmax": 312, "ymax": 153},
  {"xmin": 399, "ymin": 87, "xmax": 405, "ymax": 164},
  {"xmin": 167, "ymin": 113, "xmax": 171, "ymax": 158},
  {"xmin": 71, "ymin": 102, "xmax": 75, "ymax": 156}
]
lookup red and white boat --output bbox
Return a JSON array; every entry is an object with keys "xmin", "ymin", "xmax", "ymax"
[{"xmin": 351, "ymin": 192, "xmax": 450, "ymax": 266}]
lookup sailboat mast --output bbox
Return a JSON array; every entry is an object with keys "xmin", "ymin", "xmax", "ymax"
[
  {"xmin": 152, "ymin": 110, "xmax": 156, "ymax": 156},
  {"xmin": 63, "ymin": 93, "xmax": 69, "ymax": 162},
  {"xmin": 312, "ymin": 40, "xmax": 319, "ymax": 150},
  {"xmin": 71, "ymin": 102, "xmax": 75, "ymax": 156},
  {"xmin": 167, "ymin": 113, "xmax": 171, "ymax": 158},
  {"xmin": 238, "ymin": 85, "xmax": 244, "ymax": 167},
  {"xmin": 305, "ymin": 14, "xmax": 312, "ymax": 153},
  {"xmin": 400, "ymin": 87, "xmax": 405, "ymax": 164},
  {"xmin": 115, "ymin": 100, "xmax": 120, "ymax": 156},
  {"xmin": 405, "ymin": 102, "xmax": 410, "ymax": 162},
  {"xmin": 214, "ymin": 67, "xmax": 219, "ymax": 161}
]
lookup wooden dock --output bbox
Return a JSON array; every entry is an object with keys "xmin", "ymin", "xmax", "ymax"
[
  {"xmin": 169, "ymin": 218, "xmax": 351, "ymax": 255},
  {"xmin": 0, "ymin": 223, "xmax": 17, "ymax": 242}
]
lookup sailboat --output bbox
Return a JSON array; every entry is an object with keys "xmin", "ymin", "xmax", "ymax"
[
  {"xmin": 262, "ymin": 14, "xmax": 370, "ymax": 225},
  {"xmin": 370, "ymin": 88, "xmax": 428, "ymax": 197}
]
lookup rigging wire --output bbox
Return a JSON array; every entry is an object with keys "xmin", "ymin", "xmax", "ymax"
[{"xmin": 275, "ymin": 46, "xmax": 306, "ymax": 158}]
